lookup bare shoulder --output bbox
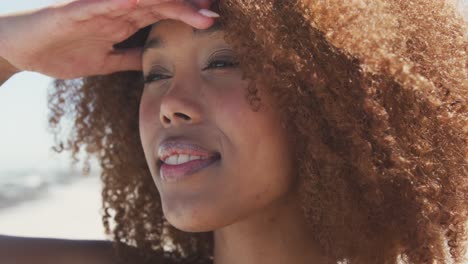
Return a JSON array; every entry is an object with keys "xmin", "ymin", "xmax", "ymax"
[{"xmin": 0, "ymin": 235, "xmax": 118, "ymax": 264}]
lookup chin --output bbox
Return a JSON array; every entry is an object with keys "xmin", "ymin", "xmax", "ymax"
[
  {"xmin": 162, "ymin": 202, "xmax": 220, "ymax": 233},
  {"xmin": 170, "ymin": 221, "xmax": 215, "ymax": 233},
  {"xmin": 165, "ymin": 213, "xmax": 220, "ymax": 233}
]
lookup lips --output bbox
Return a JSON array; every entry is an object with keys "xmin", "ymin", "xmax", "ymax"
[
  {"xmin": 157, "ymin": 138, "xmax": 221, "ymax": 182},
  {"xmin": 160, "ymin": 157, "xmax": 220, "ymax": 182},
  {"xmin": 158, "ymin": 140, "xmax": 220, "ymax": 162}
]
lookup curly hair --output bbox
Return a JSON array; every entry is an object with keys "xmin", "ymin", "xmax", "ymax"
[{"xmin": 47, "ymin": 0, "xmax": 468, "ymax": 263}]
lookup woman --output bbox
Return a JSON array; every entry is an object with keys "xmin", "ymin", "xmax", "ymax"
[{"xmin": 1, "ymin": 0, "xmax": 467, "ymax": 263}]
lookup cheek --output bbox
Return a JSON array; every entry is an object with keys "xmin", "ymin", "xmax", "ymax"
[
  {"xmin": 139, "ymin": 90, "xmax": 157, "ymax": 126},
  {"xmin": 217, "ymin": 84, "xmax": 287, "ymax": 162},
  {"xmin": 139, "ymin": 90, "xmax": 159, "ymax": 155},
  {"xmin": 215, "ymin": 85, "xmax": 294, "ymax": 204}
]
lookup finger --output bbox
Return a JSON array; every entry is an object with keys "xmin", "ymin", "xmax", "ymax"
[
  {"xmin": 135, "ymin": 0, "xmax": 173, "ymax": 7},
  {"xmin": 107, "ymin": 0, "xmax": 172, "ymax": 17},
  {"xmin": 66, "ymin": 0, "xmax": 139, "ymax": 21},
  {"xmin": 112, "ymin": 6, "xmax": 162, "ymax": 28},
  {"xmin": 116, "ymin": 2, "xmax": 215, "ymax": 30},
  {"xmin": 130, "ymin": 9, "xmax": 164, "ymax": 29},
  {"xmin": 102, "ymin": 48, "xmax": 143, "ymax": 73},
  {"xmin": 189, "ymin": 0, "xmax": 214, "ymax": 9},
  {"xmin": 150, "ymin": 2, "xmax": 216, "ymax": 29}
]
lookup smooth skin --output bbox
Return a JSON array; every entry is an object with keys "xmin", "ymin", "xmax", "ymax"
[
  {"xmin": 0, "ymin": 0, "xmax": 215, "ymax": 263},
  {"xmin": 140, "ymin": 20, "xmax": 330, "ymax": 264}
]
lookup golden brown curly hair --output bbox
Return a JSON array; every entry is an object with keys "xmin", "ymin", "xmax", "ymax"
[{"xmin": 47, "ymin": 0, "xmax": 468, "ymax": 263}]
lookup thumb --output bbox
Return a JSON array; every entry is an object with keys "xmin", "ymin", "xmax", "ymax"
[{"xmin": 102, "ymin": 48, "xmax": 143, "ymax": 74}]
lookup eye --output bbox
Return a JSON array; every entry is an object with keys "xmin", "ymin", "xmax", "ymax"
[
  {"xmin": 203, "ymin": 59, "xmax": 239, "ymax": 70},
  {"xmin": 143, "ymin": 64, "xmax": 172, "ymax": 84},
  {"xmin": 143, "ymin": 72, "xmax": 172, "ymax": 84},
  {"xmin": 203, "ymin": 48, "xmax": 240, "ymax": 71}
]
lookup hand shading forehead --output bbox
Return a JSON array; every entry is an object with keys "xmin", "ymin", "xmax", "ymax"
[
  {"xmin": 143, "ymin": 20, "xmax": 223, "ymax": 55},
  {"xmin": 112, "ymin": 19, "xmax": 222, "ymax": 51}
]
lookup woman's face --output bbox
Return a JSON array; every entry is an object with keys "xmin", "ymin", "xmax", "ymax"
[{"xmin": 139, "ymin": 20, "xmax": 295, "ymax": 232}]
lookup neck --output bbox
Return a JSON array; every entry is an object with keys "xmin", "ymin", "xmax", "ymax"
[{"xmin": 213, "ymin": 192, "xmax": 328, "ymax": 264}]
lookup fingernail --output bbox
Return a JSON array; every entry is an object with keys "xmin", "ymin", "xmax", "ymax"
[{"xmin": 198, "ymin": 9, "xmax": 220, "ymax": 18}]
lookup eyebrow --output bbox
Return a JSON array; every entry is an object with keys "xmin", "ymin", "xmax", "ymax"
[
  {"xmin": 142, "ymin": 38, "xmax": 164, "ymax": 54},
  {"xmin": 142, "ymin": 21, "xmax": 222, "ymax": 55}
]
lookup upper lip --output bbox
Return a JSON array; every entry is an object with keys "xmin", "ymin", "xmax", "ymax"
[{"xmin": 157, "ymin": 137, "xmax": 221, "ymax": 163}]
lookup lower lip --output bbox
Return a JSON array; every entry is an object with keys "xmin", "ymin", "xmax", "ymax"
[{"xmin": 160, "ymin": 157, "xmax": 220, "ymax": 182}]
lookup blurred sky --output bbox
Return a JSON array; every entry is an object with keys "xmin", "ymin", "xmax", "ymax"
[{"xmin": 0, "ymin": 1, "xmax": 467, "ymax": 171}]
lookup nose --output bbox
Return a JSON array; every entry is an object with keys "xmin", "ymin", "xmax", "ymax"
[{"xmin": 159, "ymin": 90, "xmax": 203, "ymax": 128}]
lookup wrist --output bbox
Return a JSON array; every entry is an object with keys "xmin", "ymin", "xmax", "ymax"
[
  {"xmin": 0, "ymin": 56, "xmax": 20, "ymax": 75},
  {"xmin": 0, "ymin": 57, "xmax": 21, "ymax": 77},
  {"xmin": 0, "ymin": 18, "xmax": 19, "ymax": 77},
  {"xmin": 0, "ymin": 56, "xmax": 20, "ymax": 84}
]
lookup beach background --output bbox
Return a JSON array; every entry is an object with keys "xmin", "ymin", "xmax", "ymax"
[
  {"xmin": 0, "ymin": 0, "xmax": 106, "ymax": 240},
  {"xmin": 0, "ymin": 0, "xmax": 467, "ymax": 244}
]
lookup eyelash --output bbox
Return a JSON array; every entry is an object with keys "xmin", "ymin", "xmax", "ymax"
[{"xmin": 143, "ymin": 59, "xmax": 240, "ymax": 84}]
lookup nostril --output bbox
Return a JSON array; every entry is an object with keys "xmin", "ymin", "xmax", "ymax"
[
  {"xmin": 175, "ymin": 112, "xmax": 190, "ymax": 121},
  {"xmin": 162, "ymin": 112, "xmax": 192, "ymax": 125}
]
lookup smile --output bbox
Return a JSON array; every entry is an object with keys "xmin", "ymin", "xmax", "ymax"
[{"xmin": 159, "ymin": 154, "xmax": 221, "ymax": 182}]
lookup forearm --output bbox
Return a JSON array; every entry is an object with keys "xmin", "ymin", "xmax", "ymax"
[
  {"xmin": 0, "ymin": 235, "xmax": 117, "ymax": 264},
  {"xmin": 0, "ymin": 14, "xmax": 20, "ymax": 85},
  {"xmin": 0, "ymin": 56, "xmax": 20, "ymax": 86}
]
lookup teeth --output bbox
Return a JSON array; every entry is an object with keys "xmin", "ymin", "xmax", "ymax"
[
  {"xmin": 166, "ymin": 155, "xmax": 178, "ymax": 165},
  {"xmin": 178, "ymin": 154, "xmax": 189, "ymax": 164},
  {"xmin": 191, "ymin": 155, "xmax": 209, "ymax": 161},
  {"xmin": 164, "ymin": 155, "xmax": 207, "ymax": 165}
]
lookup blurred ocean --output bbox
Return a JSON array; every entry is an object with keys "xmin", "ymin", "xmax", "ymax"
[{"xmin": 0, "ymin": 168, "xmax": 87, "ymax": 210}]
